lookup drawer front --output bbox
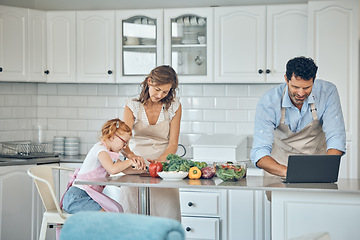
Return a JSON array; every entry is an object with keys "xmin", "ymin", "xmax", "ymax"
[
  {"xmin": 182, "ymin": 216, "xmax": 219, "ymax": 240},
  {"xmin": 180, "ymin": 191, "xmax": 220, "ymax": 216}
]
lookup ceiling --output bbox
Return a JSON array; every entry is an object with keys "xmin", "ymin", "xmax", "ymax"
[{"xmin": 0, "ymin": 0, "xmax": 310, "ymax": 11}]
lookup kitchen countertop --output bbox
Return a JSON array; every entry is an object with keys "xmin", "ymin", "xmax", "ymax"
[
  {"xmin": 75, "ymin": 174, "xmax": 360, "ymax": 194},
  {"xmin": 0, "ymin": 154, "xmax": 86, "ymax": 166}
]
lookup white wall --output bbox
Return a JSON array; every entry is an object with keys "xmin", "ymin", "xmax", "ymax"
[{"xmin": 0, "ymin": 82, "xmax": 276, "ymax": 158}]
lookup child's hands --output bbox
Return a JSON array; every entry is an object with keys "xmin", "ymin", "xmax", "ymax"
[{"xmin": 130, "ymin": 155, "xmax": 146, "ymax": 171}]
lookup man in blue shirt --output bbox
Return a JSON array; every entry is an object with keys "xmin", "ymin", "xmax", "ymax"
[{"xmin": 250, "ymin": 56, "xmax": 346, "ymax": 177}]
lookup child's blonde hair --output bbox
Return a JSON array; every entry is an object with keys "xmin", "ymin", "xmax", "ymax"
[{"xmin": 100, "ymin": 118, "xmax": 132, "ymax": 141}]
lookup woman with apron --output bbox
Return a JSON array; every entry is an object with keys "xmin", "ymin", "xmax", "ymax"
[{"xmin": 119, "ymin": 65, "xmax": 182, "ymax": 221}]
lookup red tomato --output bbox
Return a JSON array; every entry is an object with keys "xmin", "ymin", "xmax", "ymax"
[{"xmin": 149, "ymin": 161, "xmax": 163, "ymax": 178}]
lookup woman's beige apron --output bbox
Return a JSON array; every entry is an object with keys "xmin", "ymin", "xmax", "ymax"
[
  {"xmin": 118, "ymin": 104, "xmax": 181, "ymax": 221},
  {"xmin": 265, "ymin": 92, "xmax": 327, "ymax": 199}
]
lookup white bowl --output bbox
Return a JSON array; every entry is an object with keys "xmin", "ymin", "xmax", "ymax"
[{"xmin": 157, "ymin": 171, "xmax": 188, "ymax": 181}]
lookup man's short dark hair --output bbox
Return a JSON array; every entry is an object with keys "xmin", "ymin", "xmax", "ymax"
[{"xmin": 286, "ymin": 56, "xmax": 318, "ymax": 81}]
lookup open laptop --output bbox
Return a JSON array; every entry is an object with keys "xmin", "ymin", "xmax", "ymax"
[{"xmin": 283, "ymin": 155, "xmax": 341, "ymax": 183}]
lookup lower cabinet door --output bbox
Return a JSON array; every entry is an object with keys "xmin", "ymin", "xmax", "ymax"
[{"xmin": 181, "ymin": 216, "xmax": 219, "ymax": 240}]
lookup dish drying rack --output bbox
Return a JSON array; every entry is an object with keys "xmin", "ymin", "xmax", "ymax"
[{"xmin": 0, "ymin": 141, "xmax": 57, "ymax": 158}]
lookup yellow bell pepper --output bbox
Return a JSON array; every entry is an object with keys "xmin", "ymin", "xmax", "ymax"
[{"xmin": 189, "ymin": 166, "xmax": 201, "ymax": 179}]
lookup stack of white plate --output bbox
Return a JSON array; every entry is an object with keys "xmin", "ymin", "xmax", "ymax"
[
  {"xmin": 65, "ymin": 137, "xmax": 80, "ymax": 156},
  {"xmin": 53, "ymin": 136, "xmax": 65, "ymax": 155},
  {"xmin": 182, "ymin": 31, "xmax": 199, "ymax": 44}
]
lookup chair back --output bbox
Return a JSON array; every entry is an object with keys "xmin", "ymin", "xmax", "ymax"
[{"xmin": 27, "ymin": 165, "xmax": 74, "ymax": 219}]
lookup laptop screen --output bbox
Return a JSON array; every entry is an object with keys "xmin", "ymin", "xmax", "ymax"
[{"xmin": 284, "ymin": 155, "xmax": 341, "ymax": 183}]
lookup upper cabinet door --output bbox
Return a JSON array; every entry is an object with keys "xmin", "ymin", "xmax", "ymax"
[
  {"xmin": 47, "ymin": 11, "xmax": 76, "ymax": 83},
  {"xmin": 0, "ymin": 6, "xmax": 28, "ymax": 82},
  {"xmin": 214, "ymin": 6, "xmax": 266, "ymax": 83},
  {"xmin": 77, "ymin": 11, "xmax": 115, "ymax": 83},
  {"xmin": 116, "ymin": 9, "xmax": 163, "ymax": 83},
  {"xmin": 266, "ymin": 4, "xmax": 308, "ymax": 83},
  {"xmin": 28, "ymin": 9, "xmax": 47, "ymax": 82},
  {"xmin": 164, "ymin": 8, "xmax": 213, "ymax": 83}
]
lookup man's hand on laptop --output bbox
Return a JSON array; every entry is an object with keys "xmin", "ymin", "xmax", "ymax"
[{"xmin": 256, "ymin": 156, "xmax": 287, "ymax": 177}]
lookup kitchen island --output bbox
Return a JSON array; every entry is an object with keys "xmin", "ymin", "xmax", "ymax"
[{"xmin": 75, "ymin": 174, "xmax": 360, "ymax": 240}]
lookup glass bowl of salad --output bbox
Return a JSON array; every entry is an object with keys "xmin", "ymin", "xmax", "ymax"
[{"xmin": 214, "ymin": 161, "xmax": 247, "ymax": 181}]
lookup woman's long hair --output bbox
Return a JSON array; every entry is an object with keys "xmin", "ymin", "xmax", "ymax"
[{"xmin": 136, "ymin": 65, "xmax": 178, "ymax": 110}]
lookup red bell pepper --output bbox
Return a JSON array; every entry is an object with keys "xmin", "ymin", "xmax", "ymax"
[{"xmin": 149, "ymin": 161, "xmax": 163, "ymax": 178}]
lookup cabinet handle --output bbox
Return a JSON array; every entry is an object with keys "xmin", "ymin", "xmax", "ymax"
[
  {"xmin": 108, "ymin": 70, "xmax": 113, "ymax": 75},
  {"xmin": 187, "ymin": 202, "xmax": 193, "ymax": 207},
  {"xmin": 186, "ymin": 227, "xmax": 191, "ymax": 232},
  {"xmin": 44, "ymin": 70, "xmax": 49, "ymax": 74},
  {"xmin": 0, "ymin": 67, "xmax": 3, "ymax": 72},
  {"xmin": 266, "ymin": 69, "xmax": 271, "ymax": 74},
  {"xmin": 258, "ymin": 69, "xmax": 263, "ymax": 74}
]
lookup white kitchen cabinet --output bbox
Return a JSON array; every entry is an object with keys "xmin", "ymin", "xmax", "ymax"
[
  {"xmin": 0, "ymin": 5, "xmax": 28, "ymax": 82},
  {"xmin": 28, "ymin": 9, "xmax": 47, "ymax": 82},
  {"xmin": 76, "ymin": 11, "xmax": 115, "ymax": 83},
  {"xmin": 214, "ymin": 4, "xmax": 307, "ymax": 83},
  {"xmin": 46, "ymin": 11, "xmax": 76, "ymax": 83},
  {"xmin": 0, "ymin": 164, "xmax": 46, "ymax": 240},
  {"xmin": 164, "ymin": 8, "xmax": 214, "ymax": 83},
  {"xmin": 308, "ymin": 0, "xmax": 359, "ymax": 178},
  {"xmin": 115, "ymin": 9, "xmax": 163, "ymax": 83},
  {"xmin": 180, "ymin": 189, "xmax": 227, "ymax": 240},
  {"xmin": 228, "ymin": 190, "xmax": 270, "ymax": 240}
]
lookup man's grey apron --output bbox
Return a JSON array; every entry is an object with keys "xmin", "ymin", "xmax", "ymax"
[
  {"xmin": 118, "ymin": 104, "xmax": 181, "ymax": 221},
  {"xmin": 265, "ymin": 91, "xmax": 327, "ymax": 199}
]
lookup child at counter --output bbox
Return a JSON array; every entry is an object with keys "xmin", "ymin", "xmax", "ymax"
[{"xmin": 60, "ymin": 118, "xmax": 146, "ymax": 213}]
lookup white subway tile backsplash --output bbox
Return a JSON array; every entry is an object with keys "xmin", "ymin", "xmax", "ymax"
[
  {"xmin": 226, "ymin": 84, "xmax": 249, "ymax": 97},
  {"xmin": 87, "ymin": 96, "xmax": 108, "ymax": 107},
  {"xmin": 249, "ymin": 84, "xmax": 276, "ymax": 97},
  {"xmin": 204, "ymin": 109, "xmax": 226, "ymax": 121},
  {"xmin": 108, "ymin": 96, "xmax": 126, "ymax": 108},
  {"xmin": 0, "ymin": 120, "xmax": 4, "ymax": 131},
  {"xmin": 182, "ymin": 109, "xmax": 203, "ymax": 121},
  {"xmin": 58, "ymin": 84, "xmax": 78, "ymax": 96},
  {"xmin": 180, "ymin": 84, "xmax": 203, "ymax": 96},
  {"xmin": 203, "ymin": 85, "xmax": 226, "ymax": 97},
  {"xmin": 38, "ymin": 83, "xmax": 57, "ymax": 95},
  {"xmin": 5, "ymin": 95, "xmax": 19, "ymax": 106},
  {"xmin": 215, "ymin": 122, "xmax": 238, "ymax": 134},
  {"xmin": 0, "ymin": 82, "xmax": 271, "ymax": 155},
  {"xmin": 118, "ymin": 84, "xmax": 139, "ymax": 96},
  {"xmin": 48, "ymin": 96, "xmax": 68, "ymax": 107},
  {"xmin": 77, "ymin": 84, "xmax": 97, "ymax": 96},
  {"xmin": 97, "ymin": 108, "xmax": 119, "ymax": 120},
  {"xmin": 179, "ymin": 97, "xmax": 192, "ymax": 109},
  {"xmin": 58, "ymin": 108, "xmax": 78, "ymax": 119},
  {"xmin": 237, "ymin": 122, "xmax": 255, "ymax": 135},
  {"xmin": 68, "ymin": 120, "xmax": 88, "ymax": 131},
  {"xmin": 237, "ymin": 97, "xmax": 259, "ymax": 110},
  {"xmin": 0, "ymin": 107, "xmax": 12, "ymax": 118},
  {"xmin": 78, "ymin": 108, "xmax": 97, "ymax": 119},
  {"xmin": 11, "ymin": 83, "xmax": 25, "ymax": 94},
  {"xmin": 4, "ymin": 119, "xmax": 19, "ymax": 130},
  {"xmin": 98, "ymin": 84, "xmax": 118, "ymax": 96},
  {"xmin": 180, "ymin": 121, "xmax": 192, "ymax": 134},
  {"xmin": 48, "ymin": 119, "xmax": 67, "ymax": 130},
  {"xmin": 192, "ymin": 121, "xmax": 214, "ymax": 134},
  {"xmin": 215, "ymin": 97, "xmax": 237, "ymax": 109},
  {"xmin": 226, "ymin": 110, "xmax": 248, "ymax": 122},
  {"xmin": 87, "ymin": 120, "xmax": 106, "ymax": 131},
  {"xmin": 0, "ymin": 83, "xmax": 12, "ymax": 94},
  {"xmin": 68, "ymin": 96, "xmax": 88, "ymax": 107},
  {"xmin": 38, "ymin": 107, "xmax": 57, "ymax": 118},
  {"xmin": 37, "ymin": 96, "xmax": 48, "ymax": 106},
  {"xmin": 18, "ymin": 95, "xmax": 33, "ymax": 107},
  {"xmin": 11, "ymin": 107, "xmax": 26, "ymax": 118},
  {"xmin": 192, "ymin": 97, "xmax": 214, "ymax": 109}
]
